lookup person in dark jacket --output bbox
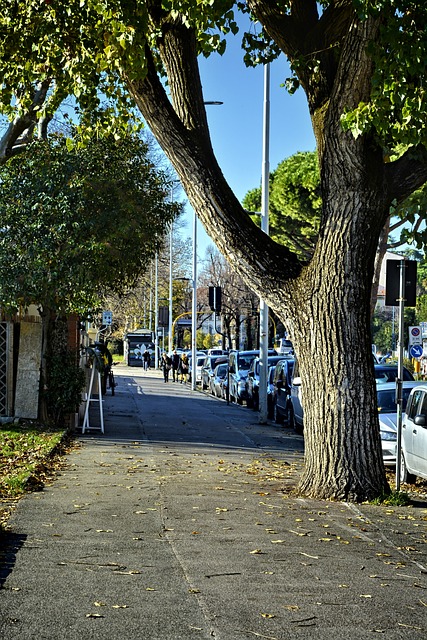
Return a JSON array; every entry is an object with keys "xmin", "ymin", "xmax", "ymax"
[
  {"xmin": 171, "ymin": 350, "xmax": 180, "ymax": 382},
  {"xmin": 143, "ymin": 349, "xmax": 151, "ymax": 371},
  {"xmin": 161, "ymin": 352, "xmax": 172, "ymax": 382}
]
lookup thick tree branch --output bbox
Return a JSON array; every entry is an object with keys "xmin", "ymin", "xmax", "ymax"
[
  {"xmin": 123, "ymin": 27, "xmax": 302, "ymax": 310},
  {"xmin": 0, "ymin": 80, "xmax": 51, "ymax": 159},
  {"xmin": 385, "ymin": 145, "xmax": 427, "ymax": 205},
  {"xmin": 247, "ymin": 0, "xmax": 354, "ymax": 102}
]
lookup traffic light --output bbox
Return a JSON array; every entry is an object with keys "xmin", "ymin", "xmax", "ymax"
[{"xmin": 208, "ymin": 286, "xmax": 222, "ymax": 313}]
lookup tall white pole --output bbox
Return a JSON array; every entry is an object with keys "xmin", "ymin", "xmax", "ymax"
[
  {"xmin": 168, "ymin": 222, "xmax": 173, "ymax": 354},
  {"xmin": 259, "ymin": 63, "xmax": 270, "ymax": 424},
  {"xmin": 191, "ymin": 210, "xmax": 198, "ymax": 390},
  {"xmin": 149, "ymin": 264, "xmax": 153, "ymax": 331},
  {"xmin": 154, "ymin": 252, "xmax": 159, "ymax": 369}
]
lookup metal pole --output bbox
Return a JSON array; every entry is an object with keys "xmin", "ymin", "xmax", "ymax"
[
  {"xmin": 168, "ymin": 221, "xmax": 173, "ymax": 355},
  {"xmin": 259, "ymin": 63, "xmax": 270, "ymax": 424},
  {"xmin": 395, "ymin": 259, "xmax": 406, "ymax": 491},
  {"xmin": 191, "ymin": 210, "xmax": 197, "ymax": 390},
  {"xmin": 149, "ymin": 264, "xmax": 153, "ymax": 332},
  {"xmin": 154, "ymin": 252, "xmax": 159, "ymax": 369}
]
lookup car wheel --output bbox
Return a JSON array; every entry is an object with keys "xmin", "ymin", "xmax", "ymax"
[
  {"xmin": 400, "ymin": 452, "xmax": 416, "ymax": 484},
  {"xmin": 274, "ymin": 402, "xmax": 285, "ymax": 425}
]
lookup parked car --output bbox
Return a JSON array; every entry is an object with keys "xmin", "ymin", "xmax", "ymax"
[
  {"xmin": 208, "ymin": 348, "xmax": 226, "ymax": 356},
  {"xmin": 290, "ymin": 362, "xmax": 415, "ymax": 434},
  {"xmin": 220, "ymin": 372, "xmax": 229, "ymax": 400},
  {"xmin": 246, "ymin": 355, "xmax": 284, "ymax": 410},
  {"xmin": 376, "ymin": 381, "xmax": 427, "ymax": 465},
  {"xmin": 401, "ymin": 385, "xmax": 427, "ymax": 482},
  {"xmin": 374, "ymin": 364, "xmax": 414, "ymax": 383},
  {"xmin": 271, "ymin": 358, "xmax": 295, "ymax": 425},
  {"xmin": 228, "ymin": 349, "xmax": 276, "ymax": 405},
  {"xmin": 210, "ymin": 363, "xmax": 228, "ymax": 398},
  {"xmin": 201, "ymin": 355, "xmax": 228, "ymax": 390},
  {"xmin": 278, "ymin": 338, "xmax": 294, "ymax": 356},
  {"xmin": 188, "ymin": 355, "xmax": 206, "ymax": 384},
  {"xmin": 266, "ymin": 366, "xmax": 276, "ymax": 419}
]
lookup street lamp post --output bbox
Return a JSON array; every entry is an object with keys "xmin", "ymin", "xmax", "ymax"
[
  {"xmin": 259, "ymin": 63, "xmax": 271, "ymax": 424},
  {"xmin": 191, "ymin": 209, "xmax": 197, "ymax": 390},
  {"xmin": 168, "ymin": 221, "xmax": 173, "ymax": 354},
  {"xmin": 154, "ymin": 252, "xmax": 159, "ymax": 369}
]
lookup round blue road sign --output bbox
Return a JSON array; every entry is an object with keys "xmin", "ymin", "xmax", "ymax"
[{"xmin": 410, "ymin": 344, "xmax": 423, "ymax": 359}]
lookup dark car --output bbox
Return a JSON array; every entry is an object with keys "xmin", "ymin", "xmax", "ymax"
[
  {"xmin": 246, "ymin": 355, "xmax": 284, "ymax": 411},
  {"xmin": 374, "ymin": 364, "xmax": 414, "ymax": 383},
  {"xmin": 228, "ymin": 349, "xmax": 276, "ymax": 405},
  {"xmin": 201, "ymin": 355, "xmax": 228, "ymax": 390},
  {"xmin": 266, "ymin": 365, "xmax": 277, "ymax": 419},
  {"xmin": 289, "ymin": 361, "xmax": 414, "ymax": 434},
  {"xmin": 272, "ymin": 358, "xmax": 295, "ymax": 425}
]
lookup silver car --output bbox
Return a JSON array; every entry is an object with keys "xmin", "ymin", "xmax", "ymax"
[
  {"xmin": 210, "ymin": 363, "xmax": 228, "ymax": 398},
  {"xmin": 376, "ymin": 381, "xmax": 427, "ymax": 465}
]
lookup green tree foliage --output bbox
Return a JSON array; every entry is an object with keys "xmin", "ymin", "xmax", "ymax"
[
  {"xmin": 0, "ymin": 134, "xmax": 179, "ymax": 316},
  {"xmin": 242, "ymin": 151, "xmax": 321, "ymax": 260}
]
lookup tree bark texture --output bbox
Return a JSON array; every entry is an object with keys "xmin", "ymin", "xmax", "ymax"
[{"xmin": 123, "ymin": 6, "xmax": 426, "ymax": 500}]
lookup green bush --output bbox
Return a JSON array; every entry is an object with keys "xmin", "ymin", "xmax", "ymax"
[{"xmin": 44, "ymin": 350, "xmax": 86, "ymax": 427}]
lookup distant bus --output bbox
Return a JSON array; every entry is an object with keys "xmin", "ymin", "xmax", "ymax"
[{"xmin": 124, "ymin": 329, "xmax": 155, "ymax": 366}]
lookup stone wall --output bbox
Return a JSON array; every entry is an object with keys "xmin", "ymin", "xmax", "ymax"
[{"xmin": 14, "ymin": 321, "xmax": 42, "ymax": 419}]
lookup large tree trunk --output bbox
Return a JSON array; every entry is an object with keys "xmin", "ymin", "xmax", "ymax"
[{"xmin": 288, "ymin": 166, "xmax": 389, "ymax": 499}]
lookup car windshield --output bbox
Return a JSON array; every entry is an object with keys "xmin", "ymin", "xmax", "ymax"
[
  {"xmin": 238, "ymin": 356, "xmax": 256, "ymax": 370},
  {"xmin": 216, "ymin": 365, "xmax": 228, "ymax": 377},
  {"xmin": 255, "ymin": 357, "xmax": 283, "ymax": 375},
  {"xmin": 377, "ymin": 388, "xmax": 414, "ymax": 414},
  {"xmin": 374, "ymin": 366, "xmax": 413, "ymax": 383}
]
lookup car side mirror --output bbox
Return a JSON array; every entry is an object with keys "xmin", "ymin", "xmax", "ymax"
[
  {"xmin": 292, "ymin": 376, "xmax": 302, "ymax": 386},
  {"xmin": 414, "ymin": 414, "xmax": 427, "ymax": 427}
]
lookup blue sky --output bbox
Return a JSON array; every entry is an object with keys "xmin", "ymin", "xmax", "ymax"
[{"xmin": 178, "ymin": 23, "xmax": 316, "ymax": 257}]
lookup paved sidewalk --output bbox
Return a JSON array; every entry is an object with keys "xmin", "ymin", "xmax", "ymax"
[{"xmin": 0, "ymin": 365, "xmax": 426, "ymax": 639}]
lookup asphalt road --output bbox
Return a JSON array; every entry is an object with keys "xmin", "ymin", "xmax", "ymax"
[{"xmin": 1, "ymin": 365, "xmax": 426, "ymax": 639}]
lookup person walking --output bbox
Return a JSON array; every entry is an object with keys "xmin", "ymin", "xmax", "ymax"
[
  {"xmin": 179, "ymin": 352, "xmax": 189, "ymax": 384},
  {"xmin": 143, "ymin": 349, "xmax": 151, "ymax": 371},
  {"xmin": 171, "ymin": 350, "xmax": 180, "ymax": 382},
  {"xmin": 161, "ymin": 352, "xmax": 172, "ymax": 382}
]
